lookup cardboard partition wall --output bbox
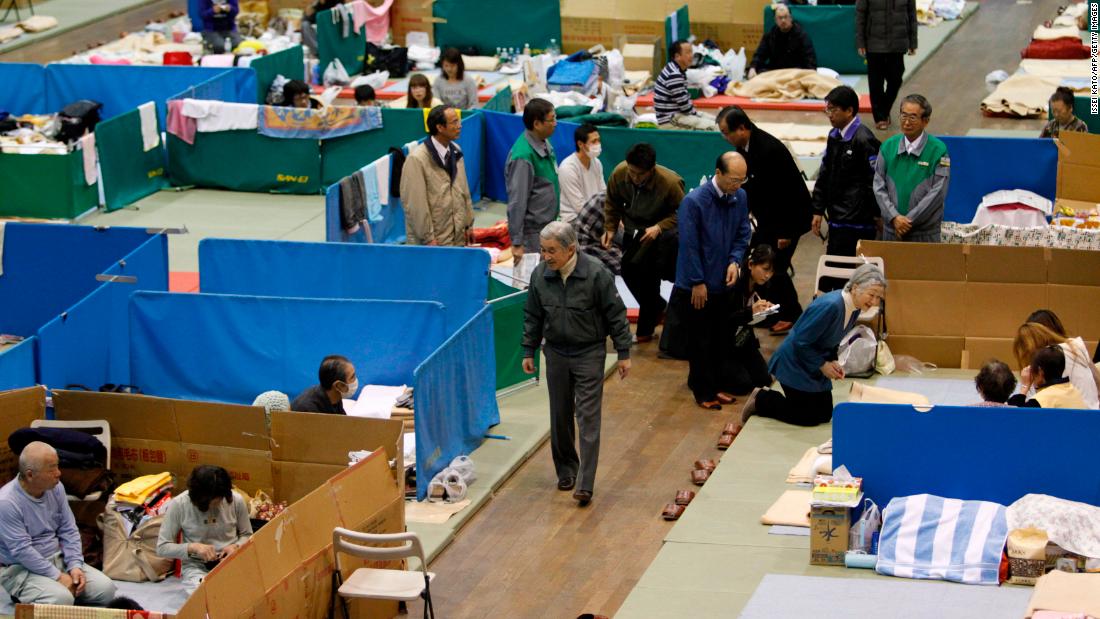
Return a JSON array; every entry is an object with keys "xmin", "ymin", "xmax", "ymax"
[
  {"xmin": 175, "ymin": 450, "xmax": 404, "ymax": 619},
  {"xmin": 859, "ymin": 241, "xmax": 1100, "ymax": 369},
  {"xmin": 560, "ymin": 0, "xmax": 767, "ymax": 55},
  {"xmin": 1056, "ymin": 131, "xmax": 1100, "ymax": 213}
]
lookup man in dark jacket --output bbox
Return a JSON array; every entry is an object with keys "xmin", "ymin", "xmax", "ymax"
[
  {"xmin": 856, "ymin": 0, "xmax": 918, "ymax": 129},
  {"xmin": 812, "ymin": 86, "xmax": 882, "ymax": 288},
  {"xmin": 671, "ymin": 152, "xmax": 753, "ymax": 410},
  {"xmin": 717, "ymin": 106, "xmax": 810, "ymax": 333},
  {"xmin": 749, "ymin": 4, "xmax": 817, "ymax": 78},
  {"xmin": 522, "ymin": 222, "xmax": 632, "ymax": 507}
]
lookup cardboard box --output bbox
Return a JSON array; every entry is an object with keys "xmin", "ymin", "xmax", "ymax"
[
  {"xmin": 273, "ymin": 461, "xmax": 346, "ymax": 504},
  {"xmin": 1056, "ymin": 132, "xmax": 1100, "ymax": 210},
  {"xmin": 964, "ymin": 283, "xmax": 1048, "ymax": 338},
  {"xmin": 886, "ymin": 335, "xmax": 964, "ymax": 368},
  {"xmin": 560, "ymin": 0, "xmax": 766, "ymax": 54},
  {"xmin": 965, "ymin": 245, "xmax": 1048, "ymax": 284},
  {"xmin": 1047, "ymin": 249, "xmax": 1100, "ymax": 286},
  {"xmin": 110, "ymin": 438, "xmax": 183, "ymax": 480},
  {"xmin": 886, "ymin": 280, "xmax": 966, "ymax": 336},
  {"xmin": 858, "ymin": 241, "xmax": 967, "ymax": 281},
  {"xmin": 810, "ymin": 505, "xmax": 851, "ymax": 566},
  {"xmin": 1048, "ymin": 285, "xmax": 1100, "ymax": 339},
  {"xmin": 0, "ymin": 387, "xmax": 47, "ymax": 485},
  {"xmin": 270, "ymin": 411, "xmax": 404, "ymax": 492},
  {"xmin": 614, "ymin": 34, "xmax": 664, "ymax": 77},
  {"xmin": 391, "ymin": 0, "xmax": 437, "ymax": 45},
  {"xmin": 962, "ymin": 338, "xmax": 1017, "ymax": 370}
]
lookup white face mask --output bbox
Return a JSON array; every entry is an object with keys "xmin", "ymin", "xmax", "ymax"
[
  {"xmin": 343, "ymin": 378, "xmax": 359, "ymax": 398},
  {"xmin": 587, "ymin": 143, "xmax": 602, "ymax": 158}
]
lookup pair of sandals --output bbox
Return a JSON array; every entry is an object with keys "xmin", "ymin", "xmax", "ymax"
[
  {"xmin": 716, "ymin": 422, "xmax": 741, "ymax": 450},
  {"xmin": 697, "ymin": 392, "xmax": 736, "ymax": 411},
  {"xmin": 661, "ymin": 489, "xmax": 696, "ymax": 520},
  {"xmin": 691, "ymin": 458, "xmax": 716, "ymax": 486}
]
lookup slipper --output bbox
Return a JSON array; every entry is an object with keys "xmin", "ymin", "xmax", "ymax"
[
  {"xmin": 662, "ymin": 503, "xmax": 685, "ymax": 520},
  {"xmin": 691, "ymin": 469, "xmax": 711, "ymax": 485},
  {"xmin": 696, "ymin": 400, "xmax": 722, "ymax": 411},
  {"xmin": 716, "ymin": 392, "xmax": 736, "ymax": 405},
  {"xmin": 694, "ymin": 459, "xmax": 717, "ymax": 472},
  {"xmin": 717, "ymin": 432, "xmax": 735, "ymax": 450},
  {"xmin": 675, "ymin": 490, "xmax": 696, "ymax": 506},
  {"xmin": 722, "ymin": 422, "xmax": 741, "ymax": 436}
]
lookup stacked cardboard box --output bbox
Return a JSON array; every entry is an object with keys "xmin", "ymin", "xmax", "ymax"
[
  {"xmin": 560, "ymin": 0, "xmax": 767, "ymax": 56},
  {"xmin": 859, "ymin": 242, "xmax": 1100, "ymax": 369}
]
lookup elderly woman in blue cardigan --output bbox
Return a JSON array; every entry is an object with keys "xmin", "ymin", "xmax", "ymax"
[{"xmin": 741, "ymin": 263, "xmax": 887, "ymax": 427}]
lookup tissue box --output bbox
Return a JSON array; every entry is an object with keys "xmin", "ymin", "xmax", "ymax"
[
  {"xmin": 811, "ymin": 505, "xmax": 852, "ymax": 566},
  {"xmin": 813, "ymin": 474, "xmax": 863, "ymax": 505}
]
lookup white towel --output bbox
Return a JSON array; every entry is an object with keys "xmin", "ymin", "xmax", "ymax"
[
  {"xmin": 138, "ymin": 102, "xmax": 160, "ymax": 152},
  {"xmin": 0, "ymin": 221, "xmax": 6, "ymax": 277},
  {"xmin": 181, "ymin": 99, "xmax": 259, "ymax": 132},
  {"xmin": 375, "ymin": 153, "xmax": 390, "ymax": 206},
  {"xmin": 80, "ymin": 134, "xmax": 97, "ymax": 185}
]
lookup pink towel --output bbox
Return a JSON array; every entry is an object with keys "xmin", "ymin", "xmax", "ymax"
[
  {"xmin": 89, "ymin": 54, "xmax": 131, "ymax": 65},
  {"xmin": 362, "ymin": 0, "xmax": 394, "ymax": 43},
  {"xmin": 166, "ymin": 99, "xmax": 197, "ymax": 145}
]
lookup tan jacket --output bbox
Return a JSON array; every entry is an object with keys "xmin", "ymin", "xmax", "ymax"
[{"xmin": 399, "ymin": 140, "xmax": 474, "ymax": 246}]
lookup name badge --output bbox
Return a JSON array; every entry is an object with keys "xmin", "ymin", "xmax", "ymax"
[{"xmin": 917, "ymin": 161, "xmax": 930, "ymax": 167}]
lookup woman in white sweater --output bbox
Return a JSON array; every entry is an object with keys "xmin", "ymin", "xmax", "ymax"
[
  {"xmin": 1013, "ymin": 313, "xmax": 1100, "ymax": 409},
  {"xmin": 155, "ymin": 465, "xmax": 253, "ymax": 591}
]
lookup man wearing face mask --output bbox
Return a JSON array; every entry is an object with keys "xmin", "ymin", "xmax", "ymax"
[
  {"xmin": 602, "ymin": 143, "xmax": 685, "ymax": 343},
  {"xmin": 557, "ymin": 124, "xmax": 606, "ymax": 225},
  {"xmin": 291, "ymin": 355, "xmax": 358, "ymax": 414}
]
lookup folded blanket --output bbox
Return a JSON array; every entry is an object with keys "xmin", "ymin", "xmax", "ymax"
[
  {"xmin": 1022, "ymin": 37, "xmax": 1091, "ymax": 60},
  {"xmin": 981, "ymin": 74, "xmax": 1062, "ymax": 117},
  {"xmin": 786, "ymin": 447, "xmax": 819, "ymax": 484},
  {"xmin": 761, "ymin": 489, "xmax": 812, "ymax": 527},
  {"xmin": 729, "ymin": 69, "xmax": 842, "ymax": 102},
  {"xmin": 1019, "ymin": 58, "xmax": 1092, "ymax": 78},
  {"xmin": 1032, "ymin": 24, "xmax": 1081, "ymax": 40}
]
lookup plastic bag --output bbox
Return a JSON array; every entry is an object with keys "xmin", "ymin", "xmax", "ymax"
[
  {"xmin": 350, "ymin": 70, "xmax": 389, "ymax": 90},
  {"xmin": 604, "ymin": 49, "xmax": 625, "ymax": 88},
  {"xmin": 894, "ymin": 354, "xmax": 937, "ymax": 374},
  {"xmin": 323, "ymin": 57, "xmax": 350, "ymax": 86},
  {"xmin": 722, "ymin": 47, "xmax": 747, "ymax": 82},
  {"xmin": 838, "ymin": 325, "xmax": 877, "ymax": 377},
  {"xmin": 875, "ymin": 340, "xmax": 896, "ymax": 375},
  {"xmin": 849, "ymin": 498, "xmax": 882, "ymax": 553}
]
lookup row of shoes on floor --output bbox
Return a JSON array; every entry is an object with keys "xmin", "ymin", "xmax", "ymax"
[{"xmin": 661, "ymin": 422, "xmax": 743, "ymax": 520}]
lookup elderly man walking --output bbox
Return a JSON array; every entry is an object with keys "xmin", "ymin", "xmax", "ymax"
[
  {"xmin": 0, "ymin": 442, "xmax": 116, "ymax": 606},
  {"xmin": 522, "ymin": 222, "xmax": 632, "ymax": 507}
]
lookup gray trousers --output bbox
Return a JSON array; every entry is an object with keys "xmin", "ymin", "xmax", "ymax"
[
  {"xmin": 0, "ymin": 554, "xmax": 116, "ymax": 606},
  {"xmin": 202, "ymin": 30, "xmax": 243, "ymax": 53},
  {"xmin": 544, "ymin": 347, "xmax": 606, "ymax": 494}
]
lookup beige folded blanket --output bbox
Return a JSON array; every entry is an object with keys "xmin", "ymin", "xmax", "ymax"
[
  {"xmin": 849, "ymin": 382, "xmax": 930, "ymax": 405},
  {"xmin": 786, "ymin": 447, "xmax": 820, "ymax": 484},
  {"xmin": 981, "ymin": 74, "xmax": 1061, "ymax": 117},
  {"xmin": 729, "ymin": 68, "xmax": 842, "ymax": 102},
  {"xmin": 1019, "ymin": 59, "xmax": 1092, "ymax": 78},
  {"xmin": 1026, "ymin": 571, "xmax": 1100, "ymax": 618},
  {"xmin": 1032, "ymin": 24, "xmax": 1081, "ymax": 40},
  {"xmin": 462, "ymin": 55, "xmax": 500, "ymax": 72},
  {"xmin": 761, "ymin": 489, "xmax": 812, "ymax": 527}
]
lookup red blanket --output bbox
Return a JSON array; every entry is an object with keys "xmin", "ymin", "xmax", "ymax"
[{"xmin": 1021, "ymin": 37, "xmax": 1091, "ymax": 59}]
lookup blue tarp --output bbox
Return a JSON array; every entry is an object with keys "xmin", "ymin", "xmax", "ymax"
[
  {"xmin": 482, "ymin": 110, "xmax": 577, "ymax": 202},
  {"xmin": 414, "ymin": 306, "xmax": 500, "ymax": 499},
  {"xmin": 0, "ymin": 224, "xmax": 155, "ymax": 338},
  {"xmin": 36, "ymin": 234, "xmax": 169, "ymax": 390},
  {"xmin": 197, "ymin": 239, "xmax": 490, "ymax": 333},
  {"xmin": 0, "ymin": 64, "xmax": 46, "ymax": 116},
  {"xmin": 0, "ymin": 338, "xmax": 36, "ymax": 392},
  {"xmin": 128, "ymin": 292, "xmax": 448, "ymax": 404},
  {"xmin": 939, "ymin": 136, "xmax": 1058, "ymax": 224},
  {"xmin": 834, "ymin": 402, "xmax": 1100, "ymax": 507}
]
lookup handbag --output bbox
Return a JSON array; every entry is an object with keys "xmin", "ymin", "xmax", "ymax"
[
  {"xmin": 98, "ymin": 496, "xmax": 173, "ymax": 582},
  {"xmin": 364, "ymin": 43, "xmax": 409, "ymax": 77},
  {"xmin": 875, "ymin": 340, "xmax": 896, "ymax": 375}
]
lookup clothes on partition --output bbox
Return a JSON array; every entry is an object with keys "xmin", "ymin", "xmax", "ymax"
[
  {"xmin": 435, "ymin": 75, "xmax": 480, "ymax": 110},
  {"xmin": 0, "ymin": 222, "xmax": 6, "ymax": 278},
  {"xmin": 362, "ymin": 0, "xmax": 394, "ymax": 43},
  {"xmin": 363, "ymin": 161, "xmax": 382, "ymax": 222},
  {"xmin": 876, "ymin": 494, "xmax": 1008, "ymax": 586},
  {"xmin": 256, "ymin": 104, "xmax": 383, "ymax": 139},
  {"xmin": 750, "ymin": 22, "xmax": 818, "ymax": 74},
  {"xmin": 875, "ymin": 132, "xmax": 951, "ymax": 242},
  {"xmin": 400, "ymin": 139, "xmax": 474, "ymax": 246},
  {"xmin": 138, "ymin": 102, "xmax": 160, "ymax": 152},
  {"xmin": 374, "ymin": 153, "xmax": 390, "ymax": 205},
  {"xmin": 291, "ymin": 384, "xmax": 346, "ymax": 414},
  {"xmin": 558, "ymin": 152, "xmax": 606, "ymax": 225},
  {"xmin": 181, "ymin": 99, "xmax": 260, "ymax": 132},
  {"xmin": 730, "ymin": 68, "xmax": 842, "ymax": 101},
  {"xmin": 167, "ymin": 99, "xmax": 197, "ymax": 144},
  {"xmin": 506, "ymin": 130, "xmax": 560, "ymax": 251},
  {"xmin": 339, "ymin": 169, "xmax": 367, "ymax": 231},
  {"xmin": 79, "ymin": 134, "xmax": 97, "ymax": 185}
]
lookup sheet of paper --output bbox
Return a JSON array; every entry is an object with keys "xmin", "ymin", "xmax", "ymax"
[
  {"xmin": 345, "ymin": 384, "xmax": 407, "ymax": 419},
  {"xmin": 405, "ymin": 498, "xmax": 472, "ymax": 524}
]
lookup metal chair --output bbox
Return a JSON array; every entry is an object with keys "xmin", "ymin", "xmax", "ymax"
[
  {"xmin": 813, "ymin": 254, "xmax": 886, "ymax": 321},
  {"xmin": 331, "ymin": 528, "xmax": 435, "ymax": 619}
]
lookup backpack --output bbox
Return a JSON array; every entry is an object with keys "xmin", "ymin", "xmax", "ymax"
[{"xmin": 57, "ymin": 99, "xmax": 103, "ymax": 144}]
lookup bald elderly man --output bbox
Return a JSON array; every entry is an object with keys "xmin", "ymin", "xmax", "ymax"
[
  {"xmin": 748, "ymin": 4, "xmax": 817, "ymax": 79},
  {"xmin": 0, "ymin": 442, "xmax": 116, "ymax": 606},
  {"xmin": 671, "ymin": 152, "xmax": 753, "ymax": 410}
]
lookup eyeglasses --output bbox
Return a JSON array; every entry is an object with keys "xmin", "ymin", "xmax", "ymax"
[
  {"xmin": 728, "ymin": 176, "xmax": 748, "ymax": 185},
  {"xmin": 899, "ymin": 113, "xmax": 925, "ymax": 122},
  {"xmin": 823, "ymin": 105, "xmax": 838, "ymax": 115}
]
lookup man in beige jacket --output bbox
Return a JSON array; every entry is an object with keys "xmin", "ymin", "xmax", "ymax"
[{"xmin": 399, "ymin": 105, "xmax": 474, "ymax": 246}]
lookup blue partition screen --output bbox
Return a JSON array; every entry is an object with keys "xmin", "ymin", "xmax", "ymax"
[
  {"xmin": 482, "ymin": 110, "xmax": 578, "ymax": 202},
  {"xmin": 35, "ymin": 234, "xmax": 169, "ymax": 391},
  {"xmin": 0, "ymin": 64, "xmax": 47, "ymax": 115},
  {"xmin": 0, "ymin": 224, "xmax": 154, "ymax": 337},
  {"xmin": 325, "ymin": 182, "xmax": 408, "ymax": 246},
  {"xmin": 128, "ymin": 293, "xmax": 448, "ymax": 404},
  {"xmin": 0, "ymin": 338, "xmax": 36, "ymax": 392},
  {"xmin": 414, "ymin": 306, "xmax": 500, "ymax": 499},
  {"xmin": 833, "ymin": 402, "xmax": 1100, "ymax": 508},
  {"xmin": 939, "ymin": 136, "xmax": 1058, "ymax": 224},
  {"xmin": 456, "ymin": 110, "xmax": 484, "ymax": 202},
  {"xmin": 198, "ymin": 239, "xmax": 490, "ymax": 331}
]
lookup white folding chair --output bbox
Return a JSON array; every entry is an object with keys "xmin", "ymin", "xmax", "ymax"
[
  {"xmin": 332, "ymin": 528, "xmax": 435, "ymax": 619},
  {"xmin": 30, "ymin": 419, "xmax": 111, "ymax": 469}
]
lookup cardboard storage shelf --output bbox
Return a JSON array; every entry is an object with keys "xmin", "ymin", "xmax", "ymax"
[{"xmin": 859, "ymin": 241, "xmax": 1100, "ymax": 368}]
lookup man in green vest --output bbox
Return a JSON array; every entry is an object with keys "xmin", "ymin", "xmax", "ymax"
[
  {"xmin": 506, "ymin": 98, "xmax": 560, "ymax": 261},
  {"xmin": 873, "ymin": 94, "xmax": 950, "ymax": 242}
]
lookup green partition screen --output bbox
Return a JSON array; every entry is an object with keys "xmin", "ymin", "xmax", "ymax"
[
  {"xmin": 764, "ymin": 5, "xmax": 866, "ymax": 75},
  {"xmin": 433, "ymin": 0, "xmax": 561, "ymax": 54},
  {"xmin": 489, "ymin": 277, "xmax": 539, "ymax": 390},
  {"xmin": 316, "ymin": 8, "xmax": 366, "ymax": 75},
  {"xmin": 167, "ymin": 131, "xmax": 321, "ymax": 194},
  {"xmin": 96, "ymin": 107, "xmax": 167, "ymax": 211},
  {"xmin": 0, "ymin": 150, "xmax": 98, "ymax": 219},
  {"xmin": 251, "ymin": 45, "xmax": 305, "ymax": 103}
]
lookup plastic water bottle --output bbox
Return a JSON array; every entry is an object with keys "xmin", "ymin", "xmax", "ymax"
[
  {"xmin": 548, "ymin": 38, "xmax": 559, "ymax": 56},
  {"xmin": 523, "ymin": 42, "xmax": 531, "ymax": 57}
]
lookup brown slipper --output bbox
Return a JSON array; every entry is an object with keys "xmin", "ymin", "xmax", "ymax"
[
  {"xmin": 697, "ymin": 400, "xmax": 722, "ymax": 411},
  {"xmin": 694, "ymin": 459, "xmax": 717, "ymax": 472},
  {"xmin": 691, "ymin": 469, "xmax": 710, "ymax": 485},
  {"xmin": 675, "ymin": 490, "xmax": 696, "ymax": 506},
  {"xmin": 662, "ymin": 503, "xmax": 685, "ymax": 520},
  {"xmin": 717, "ymin": 433, "xmax": 735, "ymax": 450},
  {"xmin": 716, "ymin": 392, "xmax": 736, "ymax": 405},
  {"xmin": 723, "ymin": 422, "xmax": 741, "ymax": 436}
]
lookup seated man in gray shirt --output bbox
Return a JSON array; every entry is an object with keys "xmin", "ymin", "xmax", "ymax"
[
  {"xmin": 0, "ymin": 442, "xmax": 116, "ymax": 606},
  {"xmin": 156, "ymin": 465, "xmax": 252, "ymax": 592}
]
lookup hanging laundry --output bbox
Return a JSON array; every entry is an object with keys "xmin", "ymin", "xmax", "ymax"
[
  {"xmin": 181, "ymin": 99, "xmax": 260, "ymax": 132},
  {"xmin": 137, "ymin": 101, "xmax": 160, "ymax": 152},
  {"xmin": 166, "ymin": 99, "xmax": 197, "ymax": 144},
  {"xmin": 361, "ymin": 161, "xmax": 383, "ymax": 222},
  {"xmin": 374, "ymin": 152, "xmax": 390, "ymax": 206},
  {"xmin": 362, "ymin": 0, "xmax": 394, "ymax": 43},
  {"xmin": 79, "ymin": 133, "xmax": 97, "ymax": 185},
  {"xmin": 257, "ymin": 104, "xmax": 383, "ymax": 139},
  {"xmin": 339, "ymin": 170, "xmax": 366, "ymax": 231}
]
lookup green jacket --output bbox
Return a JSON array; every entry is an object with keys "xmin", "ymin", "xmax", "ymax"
[
  {"xmin": 604, "ymin": 162, "xmax": 685, "ymax": 234},
  {"xmin": 506, "ymin": 130, "xmax": 560, "ymax": 248},
  {"xmin": 522, "ymin": 252, "xmax": 632, "ymax": 361},
  {"xmin": 874, "ymin": 132, "xmax": 950, "ymax": 242}
]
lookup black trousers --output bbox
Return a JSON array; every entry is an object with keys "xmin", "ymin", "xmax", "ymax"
[
  {"xmin": 725, "ymin": 346, "xmax": 772, "ymax": 395},
  {"xmin": 621, "ymin": 249, "xmax": 667, "ymax": 338},
  {"xmin": 671, "ymin": 288, "xmax": 729, "ymax": 402},
  {"xmin": 866, "ymin": 52, "xmax": 905, "ymax": 123},
  {"xmin": 755, "ymin": 383, "xmax": 834, "ymax": 426}
]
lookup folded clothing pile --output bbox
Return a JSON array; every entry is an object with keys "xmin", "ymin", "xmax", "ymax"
[{"xmin": 112, "ymin": 472, "xmax": 174, "ymax": 535}]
